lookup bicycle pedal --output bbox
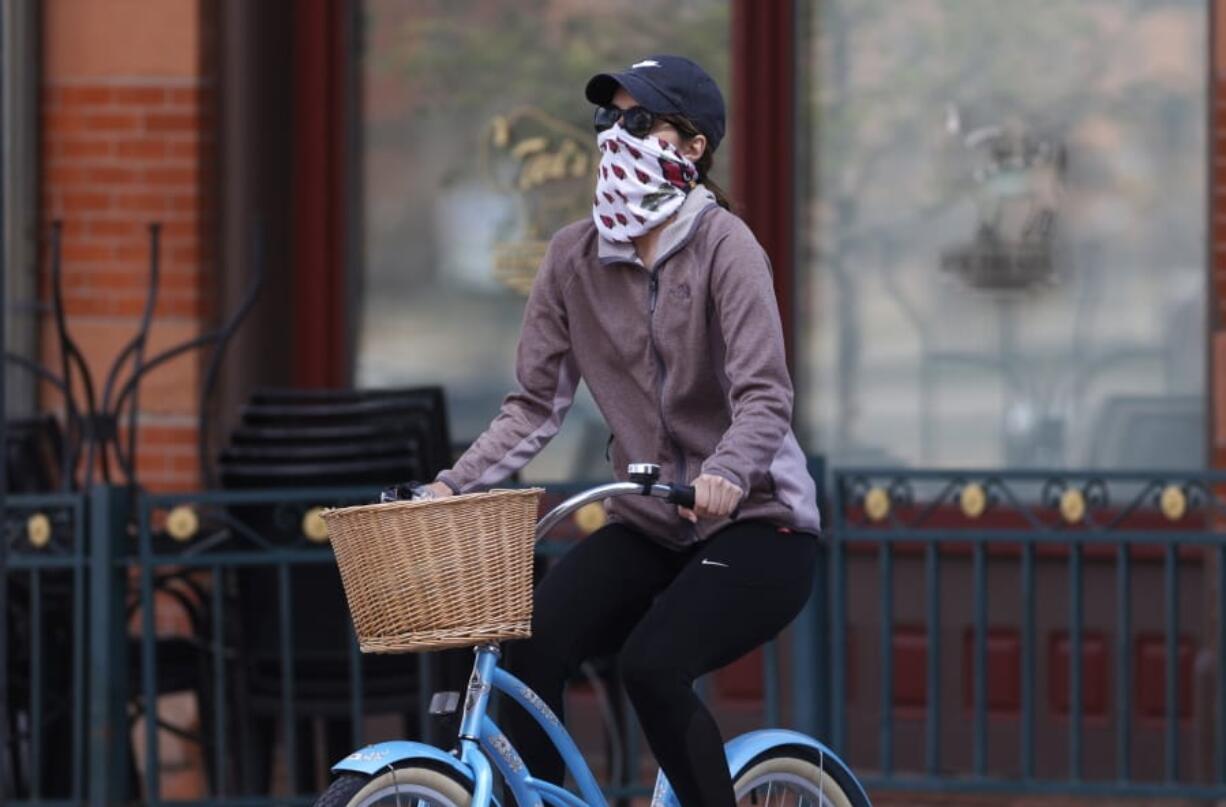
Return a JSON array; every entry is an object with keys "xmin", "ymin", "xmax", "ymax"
[{"xmin": 429, "ymin": 690, "xmax": 461, "ymax": 715}]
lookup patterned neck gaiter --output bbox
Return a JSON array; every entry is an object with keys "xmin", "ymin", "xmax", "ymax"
[{"xmin": 592, "ymin": 126, "xmax": 698, "ymax": 243}]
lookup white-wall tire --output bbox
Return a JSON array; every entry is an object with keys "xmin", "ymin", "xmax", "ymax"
[
  {"xmin": 315, "ymin": 765, "xmax": 473, "ymax": 807},
  {"xmin": 732, "ymin": 747, "xmax": 865, "ymax": 807}
]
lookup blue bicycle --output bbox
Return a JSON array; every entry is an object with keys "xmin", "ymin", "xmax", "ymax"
[{"xmin": 315, "ymin": 464, "xmax": 871, "ymax": 807}]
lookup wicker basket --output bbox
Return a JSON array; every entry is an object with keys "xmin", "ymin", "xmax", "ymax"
[{"xmin": 321, "ymin": 488, "xmax": 544, "ymax": 653}]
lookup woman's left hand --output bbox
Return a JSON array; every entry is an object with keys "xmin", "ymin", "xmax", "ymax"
[{"xmin": 678, "ymin": 473, "xmax": 744, "ymax": 523}]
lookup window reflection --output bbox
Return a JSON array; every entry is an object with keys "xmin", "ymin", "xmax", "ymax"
[
  {"xmin": 801, "ymin": 0, "xmax": 1206, "ymax": 469},
  {"xmin": 358, "ymin": 0, "xmax": 730, "ymax": 479}
]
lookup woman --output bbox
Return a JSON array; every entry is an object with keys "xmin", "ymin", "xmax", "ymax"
[{"xmin": 421, "ymin": 55, "xmax": 822, "ymax": 807}]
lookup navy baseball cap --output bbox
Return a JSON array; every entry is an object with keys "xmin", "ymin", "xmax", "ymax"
[{"xmin": 585, "ymin": 55, "xmax": 726, "ymax": 151}]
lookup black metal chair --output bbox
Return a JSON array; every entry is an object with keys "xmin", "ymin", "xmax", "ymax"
[
  {"xmin": 219, "ymin": 435, "xmax": 423, "ymax": 465},
  {"xmin": 218, "ymin": 387, "xmax": 455, "ymax": 795},
  {"xmin": 238, "ymin": 399, "xmax": 450, "ymax": 476}
]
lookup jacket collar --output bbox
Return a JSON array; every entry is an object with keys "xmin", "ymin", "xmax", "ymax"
[{"xmin": 597, "ymin": 185, "xmax": 718, "ymax": 268}]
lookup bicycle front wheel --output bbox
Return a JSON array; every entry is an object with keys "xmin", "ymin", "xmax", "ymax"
[
  {"xmin": 732, "ymin": 745, "xmax": 870, "ymax": 807},
  {"xmin": 315, "ymin": 764, "xmax": 474, "ymax": 807}
]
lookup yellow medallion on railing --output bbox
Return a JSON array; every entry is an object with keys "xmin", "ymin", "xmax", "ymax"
[
  {"xmin": 27, "ymin": 513, "xmax": 51, "ymax": 549},
  {"xmin": 960, "ymin": 483, "xmax": 987, "ymax": 520},
  {"xmin": 574, "ymin": 502, "xmax": 607, "ymax": 535},
  {"xmin": 302, "ymin": 507, "xmax": 330, "ymax": 543},
  {"xmin": 1059, "ymin": 489, "xmax": 1085, "ymax": 524},
  {"xmin": 1159, "ymin": 485, "xmax": 1187, "ymax": 522},
  {"xmin": 166, "ymin": 505, "xmax": 199, "ymax": 542},
  {"xmin": 865, "ymin": 487, "xmax": 891, "ymax": 522}
]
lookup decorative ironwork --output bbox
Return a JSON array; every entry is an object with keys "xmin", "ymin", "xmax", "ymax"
[
  {"xmin": 829, "ymin": 466, "xmax": 1226, "ymax": 800},
  {"xmin": 835, "ymin": 469, "xmax": 1224, "ymax": 536},
  {"xmin": 143, "ymin": 488, "xmax": 374, "ymax": 560},
  {"xmin": 4, "ymin": 496, "xmax": 82, "ymax": 556},
  {"xmin": 3, "ymin": 221, "xmax": 263, "ymax": 490}
]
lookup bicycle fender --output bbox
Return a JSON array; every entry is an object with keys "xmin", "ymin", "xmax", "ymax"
[
  {"xmin": 649, "ymin": 729, "xmax": 870, "ymax": 807},
  {"xmin": 331, "ymin": 740, "xmax": 473, "ymax": 783}
]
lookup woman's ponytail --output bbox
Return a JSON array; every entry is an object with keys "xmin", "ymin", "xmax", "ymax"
[{"xmin": 695, "ymin": 150, "xmax": 732, "ymax": 211}]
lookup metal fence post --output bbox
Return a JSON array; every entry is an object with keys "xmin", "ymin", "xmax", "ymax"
[
  {"xmin": 88, "ymin": 484, "xmax": 130, "ymax": 807},
  {"xmin": 791, "ymin": 455, "xmax": 828, "ymax": 736}
]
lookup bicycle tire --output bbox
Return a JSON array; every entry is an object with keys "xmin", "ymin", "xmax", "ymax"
[
  {"xmin": 731, "ymin": 744, "xmax": 870, "ymax": 807},
  {"xmin": 315, "ymin": 764, "xmax": 474, "ymax": 807},
  {"xmin": 313, "ymin": 774, "xmax": 366, "ymax": 807}
]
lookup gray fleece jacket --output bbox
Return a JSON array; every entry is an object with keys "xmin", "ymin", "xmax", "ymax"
[{"xmin": 436, "ymin": 186, "xmax": 821, "ymax": 547}]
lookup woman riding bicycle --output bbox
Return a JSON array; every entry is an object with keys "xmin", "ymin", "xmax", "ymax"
[{"xmin": 420, "ymin": 55, "xmax": 822, "ymax": 807}]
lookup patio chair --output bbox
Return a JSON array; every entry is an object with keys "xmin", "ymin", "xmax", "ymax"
[
  {"xmin": 238, "ymin": 398, "xmax": 450, "ymax": 476},
  {"xmin": 218, "ymin": 387, "xmax": 455, "ymax": 795}
]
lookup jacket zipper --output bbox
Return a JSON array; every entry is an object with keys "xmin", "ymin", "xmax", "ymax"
[
  {"xmin": 648, "ymin": 267, "xmax": 690, "ymax": 533},
  {"xmin": 629, "ymin": 202, "xmax": 717, "ymax": 539}
]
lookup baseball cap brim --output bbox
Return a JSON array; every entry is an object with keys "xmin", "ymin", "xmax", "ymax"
[{"xmin": 584, "ymin": 71, "xmax": 680, "ymax": 115}]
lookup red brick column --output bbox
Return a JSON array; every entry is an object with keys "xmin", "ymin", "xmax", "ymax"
[{"xmin": 39, "ymin": 0, "xmax": 216, "ymax": 491}]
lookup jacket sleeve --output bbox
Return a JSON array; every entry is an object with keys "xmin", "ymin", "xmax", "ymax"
[
  {"xmin": 435, "ymin": 239, "xmax": 579, "ymax": 493},
  {"xmin": 699, "ymin": 222, "xmax": 794, "ymax": 493}
]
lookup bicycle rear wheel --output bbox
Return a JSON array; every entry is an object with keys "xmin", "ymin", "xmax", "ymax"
[{"xmin": 732, "ymin": 745, "xmax": 869, "ymax": 807}]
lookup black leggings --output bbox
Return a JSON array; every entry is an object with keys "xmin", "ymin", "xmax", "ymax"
[{"xmin": 504, "ymin": 519, "xmax": 818, "ymax": 807}]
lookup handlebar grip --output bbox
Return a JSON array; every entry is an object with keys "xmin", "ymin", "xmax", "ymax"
[{"xmin": 668, "ymin": 484, "xmax": 696, "ymax": 509}]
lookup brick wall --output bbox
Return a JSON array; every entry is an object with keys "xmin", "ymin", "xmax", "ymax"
[{"xmin": 39, "ymin": 0, "xmax": 216, "ymax": 491}]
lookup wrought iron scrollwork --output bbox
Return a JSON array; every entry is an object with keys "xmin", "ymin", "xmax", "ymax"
[
  {"xmin": 837, "ymin": 469, "xmax": 1223, "ymax": 537},
  {"xmin": 4, "ymin": 221, "xmax": 263, "ymax": 491}
]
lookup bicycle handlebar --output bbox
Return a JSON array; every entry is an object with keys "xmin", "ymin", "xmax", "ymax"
[
  {"xmin": 385, "ymin": 463, "xmax": 699, "ymax": 542},
  {"xmin": 535, "ymin": 480, "xmax": 695, "ymax": 542}
]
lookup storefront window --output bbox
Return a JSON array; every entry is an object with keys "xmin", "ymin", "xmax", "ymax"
[
  {"xmin": 357, "ymin": 0, "xmax": 730, "ymax": 479},
  {"xmin": 800, "ymin": 0, "xmax": 1207, "ymax": 469}
]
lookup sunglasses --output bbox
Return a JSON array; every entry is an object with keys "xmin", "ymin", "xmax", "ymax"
[{"xmin": 593, "ymin": 105, "xmax": 662, "ymax": 138}]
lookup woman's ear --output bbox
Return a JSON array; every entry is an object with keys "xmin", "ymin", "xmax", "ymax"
[{"xmin": 681, "ymin": 134, "xmax": 707, "ymax": 163}]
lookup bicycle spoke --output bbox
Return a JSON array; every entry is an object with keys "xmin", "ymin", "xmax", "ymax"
[{"xmin": 736, "ymin": 772, "xmax": 834, "ymax": 807}]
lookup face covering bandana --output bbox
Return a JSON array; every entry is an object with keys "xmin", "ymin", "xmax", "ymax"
[{"xmin": 592, "ymin": 126, "xmax": 698, "ymax": 243}]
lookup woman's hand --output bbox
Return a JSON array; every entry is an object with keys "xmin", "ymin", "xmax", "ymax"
[
  {"xmin": 678, "ymin": 473, "xmax": 743, "ymax": 523},
  {"xmin": 423, "ymin": 481, "xmax": 455, "ymax": 499}
]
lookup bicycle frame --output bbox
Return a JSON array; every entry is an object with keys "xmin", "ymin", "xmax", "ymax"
[
  {"xmin": 333, "ymin": 642, "xmax": 872, "ymax": 807},
  {"xmin": 460, "ymin": 645, "xmax": 607, "ymax": 807},
  {"xmin": 450, "ymin": 478, "xmax": 681, "ymax": 807}
]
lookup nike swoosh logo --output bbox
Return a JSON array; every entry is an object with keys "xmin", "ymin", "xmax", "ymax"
[{"xmin": 701, "ymin": 559, "xmax": 729, "ymax": 568}]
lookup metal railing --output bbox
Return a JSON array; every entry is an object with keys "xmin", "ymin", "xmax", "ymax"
[
  {"xmin": 3, "ymin": 481, "xmax": 787, "ymax": 806},
  {"xmin": 8, "ymin": 465, "xmax": 1226, "ymax": 804},
  {"xmin": 4, "ymin": 491, "xmax": 88, "ymax": 807},
  {"xmin": 827, "ymin": 467, "xmax": 1226, "ymax": 799}
]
